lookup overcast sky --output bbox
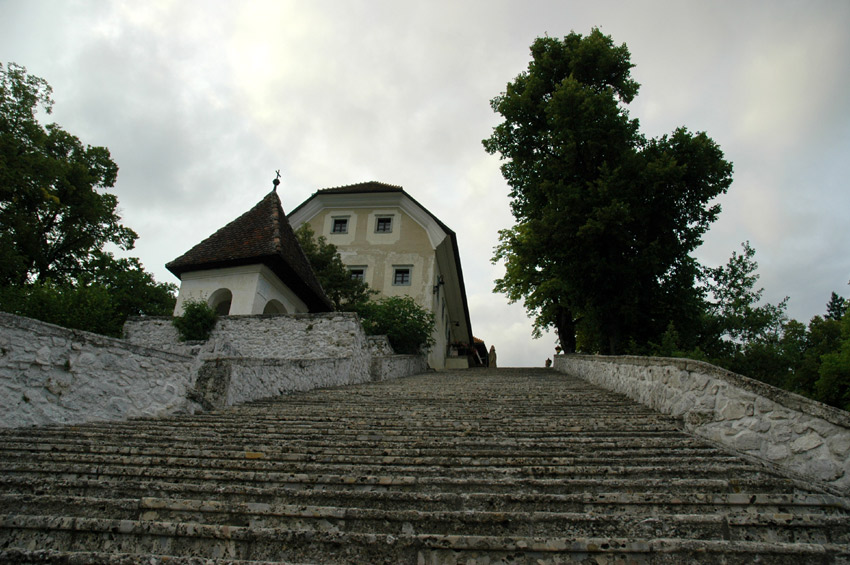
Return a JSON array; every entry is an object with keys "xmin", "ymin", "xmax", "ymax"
[{"xmin": 3, "ymin": 0, "xmax": 849, "ymax": 366}]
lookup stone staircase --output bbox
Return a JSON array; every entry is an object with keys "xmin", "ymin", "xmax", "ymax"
[{"xmin": 0, "ymin": 368, "xmax": 848, "ymax": 564}]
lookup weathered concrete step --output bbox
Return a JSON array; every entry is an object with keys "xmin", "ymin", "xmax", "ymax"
[
  {"xmin": 0, "ymin": 459, "xmax": 781, "ymax": 484},
  {"xmin": 0, "ymin": 437, "xmax": 730, "ymax": 460},
  {"xmin": 5, "ymin": 489, "xmax": 846, "ymax": 518},
  {"xmin": 0, "ymin": 549, "xmax": 309, "ymax": 565},
  {"xmin": 5, "ymin": 496, "xmax": 847, "ymax": 543},
  {"xmin": 1, "ymin": 421, "xmax": 690, "ymax": 443},
  {"xmin": 0, "ymin": 472, "xmax": 814, "ymax": 498},
  {"xmin": 0, "ymin": 431, "xmax": 709, "ymax": 455},
  {"xmin": 1, "ymin": 515, "xmax": 847, "ymax": 564},
  {"xmin": 0, "ymin": 446, "xmax": 747, "ymax": 471}
]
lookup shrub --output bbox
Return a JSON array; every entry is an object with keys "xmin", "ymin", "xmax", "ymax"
[
  {"xmin": 0, "ymin": 282, "xmax": 122, "ymax": 336},
  {"xmin": 357, "ymin": 296, "xmax": 435, "ymax": 354},
  {"xmin": 172, "ymin": 299, "xmax": 218, "ymax": 342}
]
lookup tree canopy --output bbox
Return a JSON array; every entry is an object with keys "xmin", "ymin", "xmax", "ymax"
[
  {"xmin": 485, "ymin": 30, "xmax": 733, "ymax": 354},
  {"xmin": 0, "ymin": 62, "xmax": 175, "ymax": 335},
  {"xmin": 295, "ymin": 224, "xmax": 375, "ymax": 311}
]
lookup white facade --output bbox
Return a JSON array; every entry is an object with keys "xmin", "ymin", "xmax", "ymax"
[
  {"xmin": 289, "ymin": 187, "xmax": 474, "ymax": 370},
  {"xmin": 173, "ymin": 264, "xmax": 309, "ymax": 316}
]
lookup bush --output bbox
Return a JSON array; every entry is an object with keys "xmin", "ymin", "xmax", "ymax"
[
  {"xmin": 0, "ymin": 282, "xmax": 122, "ymax": 336},
  {"xmin": 172, "ymin": 299, "xmax": 218, "ymax": 341},
  {"xmin": 357, "ymin": 296, "xmax": 435, "ymax": 355}
]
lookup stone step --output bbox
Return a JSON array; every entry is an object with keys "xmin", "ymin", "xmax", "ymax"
[
  {"xmin": 0, "ymin": 458, "xmax": 782, "ymax": 486},
  {"xmin": 0, "ymin": 446, "xmax": 747, "ymax": 471},
  {"xmin": 0, "ymin": 417, "xmax": 689, "ymax": 438},
  {"xmin": 4, "ymin": 495, "xmax": 848, "ymax": 544},
  {"xmin": 2, "ymin": 368, "xmax": 847, "ymax": 563},
  {"xmin": 0, "ymin": 432, "xmax": 712, "ymax": 456},
  {"xmin": 0, "ymin": 472, "xmax": 815, "ymax": 498},
  {"xmin": 0, "ymin": 549, "xmax": 307, "ymax": 565},
  {"xmin": 2, "ymin": 514, "xmax": 848, "ymax": 564},
  {"xmin": 0, "ymin": 436, "xmax": 730, "ymax": 460},
  {"xmin": 5, "ymin": 488, "xmax": 847, "ymax": 517}
]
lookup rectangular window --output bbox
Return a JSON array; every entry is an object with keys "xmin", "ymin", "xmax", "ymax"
[
  {"xmin": 331, "ymin": 217, "xmax": 349, "ymax": 234},
  {"xmin": 393, "ymin": 266, "xmax": 411, "ymax": 286},
  {"xmin": 375, "ymin": 216, "xmax": 393, "ymax": 233},
  {"xmin": 348, "ymin": 267, "xmax": 365, "ymax": 281}
]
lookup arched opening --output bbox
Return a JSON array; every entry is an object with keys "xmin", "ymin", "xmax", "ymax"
[
  {"xmin": 207, "ymin": 288, "xmax": 233, "ymax": 316},
  {"xmin": 263, "ymin": 299, "xmax": 287, "ymax": 314}
]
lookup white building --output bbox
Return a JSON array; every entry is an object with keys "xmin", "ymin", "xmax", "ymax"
[
  {"xmin": 288, "ymin": 182, "xmax": 476, "ymax": 369},
  {"xmin": 167, "ymin": 189, "xmax": 332, "ymax": 316}
]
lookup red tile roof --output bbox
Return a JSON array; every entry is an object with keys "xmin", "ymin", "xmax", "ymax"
[{"xmin": 166, "ymin": 190, "xmax": 332, "ymax": 312}]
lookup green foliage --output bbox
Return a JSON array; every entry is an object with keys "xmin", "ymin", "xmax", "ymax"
[
  {"xmin": 815, "ymin": 313, "xmax": 850, "ymax": 411},
  {"xmin": 295, "ymin": 224, "xmax": 375, "ymax": 311},
  {"xmin": 357, "ymin": 296, "xmax": 435, "ymax": 355},
  {"xmin": 826, "ymin": 292, "xmax": 848, "ymax": 321},
  {"xmin": 0, "ymin": 282, "xmax": 120, "ymax": 336},
  {"xmin": 172, "ymin": 299, "xmax": 217, "ymax": 342},
  {"xmin": 485, "ymin": 30, "xmax": 732, "ymax": 354},
  {"xmin": 0, "ymin": 63, "xmax": 175, "ymax": 335},
  {"xmin": 0, "ymin": 263, "xmax": 175, "ymax": 337},
  {"xmin": 1, "ymin": 62, "xmax": 135, "ymax": 286},
  {"xmin": 703, "ymin": 242, "xmax": 788, "ymax": 350}
]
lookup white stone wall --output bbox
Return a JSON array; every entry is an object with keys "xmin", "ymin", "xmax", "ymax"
[
  {"xmin": 0, "ymin": 312, "xmax": 428, "ymax": 429},
  {"xmin": 0, "ymin": 313, "xmax": 196, "ymax": 428},
  {"xmin": 371, "ymin": 354, "xmax": 428, "ymax": 382},
  {"xmin": 129, "ymin": 311, "xmax": 366, "ymax": 354},
  {"xmin": 367, "ymin": 335, "xmax": 395, "ymax": 356},
  {"xmin": 554, "ymin": 354, "xmax": 850, "ymax": 495},
  {"xmin": 174, "ymin": 264, "xmax": 308, "ymax": 316},
  {"xmin": 226, "ymin": 357, "xmax": 370, "ymax": 405}
]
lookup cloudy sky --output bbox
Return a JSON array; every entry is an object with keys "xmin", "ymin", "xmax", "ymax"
[{"xmin": 3, "ymin": 0, "xmax": 849, "ymax": 366}]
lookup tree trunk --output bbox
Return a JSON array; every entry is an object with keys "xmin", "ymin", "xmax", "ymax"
[{"xmin": 555, "ymin": 306, "xmax": 577, "ymax": 353}]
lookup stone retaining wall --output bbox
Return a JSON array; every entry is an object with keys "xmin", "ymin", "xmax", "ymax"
[
  {"xmin": 1, "ymin": 312, "xmax": 427, "ymax": 428},
  {"xmin": 0, "ymin": 313, "xmax": 196, "ymax": 428},
  {"xmin": 192, "ymin": 357, "xmax": 369, "ymax": 409},
  {"xmin": 371, "ymin": 354, "xmax": 429, "ymax": 382},
  {"xmin": 554, "ymin": 354, "xmax": 850, "ymax": 495}
]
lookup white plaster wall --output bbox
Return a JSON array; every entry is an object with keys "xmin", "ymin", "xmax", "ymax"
[
  {"xmin": 322, "ymin": 210, "xmax": 358, "ymax": 245},
  {"xmin": 126, "ymin": 313, "xmax": 372, "ymax": 383},
  {"xmin": 0, "ymin": 313, "xmax": 196, "ymax": 428},
  {"xmin": 174, "ymin": 264, "xmax": 308, "ymax": 316},
  {"xmin": 554, "ymin": 354, "xmax": 850, "ymax": 496}
]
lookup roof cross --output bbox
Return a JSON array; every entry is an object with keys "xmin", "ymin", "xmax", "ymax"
[{"xmin": 273, "ymin": 169, "xmax": 281, "ymax": 191}]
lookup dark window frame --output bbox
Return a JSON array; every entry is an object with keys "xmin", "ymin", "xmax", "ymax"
[{"xmin": 392, "ymin": 266, "xmax": 411, "ymax": 286}]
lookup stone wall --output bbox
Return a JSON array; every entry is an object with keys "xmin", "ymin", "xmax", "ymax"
[
  {"xmin": 0, "ymin": 313, "xmax": 196, "ymax": 428},
  {"xmin": 554, "ymin": 354, "xmax": 850, "ymax": 495},
  {"xmin": 192, "ymin": 357, "xmax": 369, "ymax": 409},
  {"xmin": 0, "ymin": 311, "xmax": 427, "ymax": 429},
  {"xmin": 125, "ymin": 313, "xmax": 372, "ymax": 382},
  {"xmin": 371, "ymin": 354, "xmax": 429, "ymax": 382}
]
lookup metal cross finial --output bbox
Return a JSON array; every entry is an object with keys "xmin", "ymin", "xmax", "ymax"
[{"xmin": 272, "ymin": 169, "xmax": 281, "ymax": 191}]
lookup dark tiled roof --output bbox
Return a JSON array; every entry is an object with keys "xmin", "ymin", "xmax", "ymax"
[
  {"xmin": 317, "ymin": 181, "xmax": 403, "ymax": 194},
  {"xmin": 166, "ymin": 190, "xmax": 332, "ymax": 312}
]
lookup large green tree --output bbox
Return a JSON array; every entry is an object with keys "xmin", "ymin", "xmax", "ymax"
[
  {"xmin": 0, "ymin": 62, "xmax": 137, "ymax": 286},
  {"xmin": 0, "ymin": 62, "xmax": 175, "ymax": 334},
  {"xmin": 485, "ymin": 30, "xmax": 733, "ymax": 353}
]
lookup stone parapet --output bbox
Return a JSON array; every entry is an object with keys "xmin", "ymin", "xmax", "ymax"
[
  {"xmin": 371, "ymin": 354, "xmax": 428, "ymax": 382},
  {"xmin": 192, "ymin": 357, "xmax": 373, "ymax": 409},
  {"xmin": 0, "ymin": 312, "xmax": 196, "ymax": 428},
  {"xmin": 554, "ymin": 354, "xmax": 850, "ymax": 495},
  {"xmin": 1, "ymin": 312, "xmax": 427, "ymax": 428}
]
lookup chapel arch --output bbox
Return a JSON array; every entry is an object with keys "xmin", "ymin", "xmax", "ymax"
[
  {"xmin": 208, "ymin": 288, "xmax": 233, "ymax": 316},
  {"xmin": 263, "ymin": 299, "xmax": 287, "ymax": 315}
]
